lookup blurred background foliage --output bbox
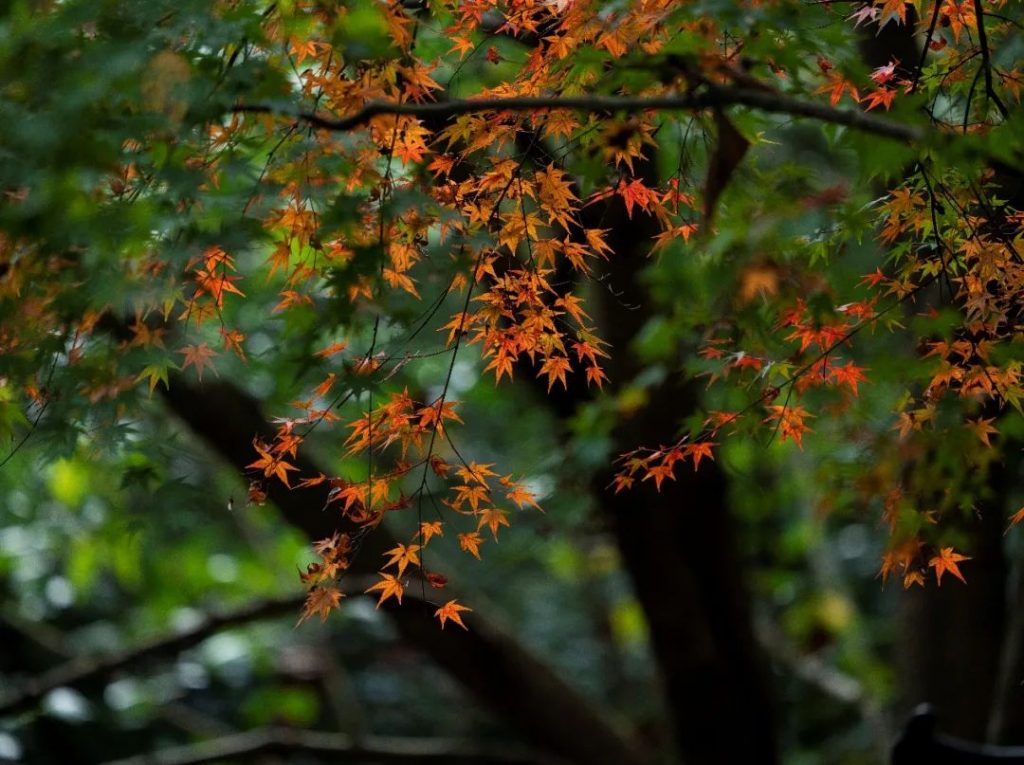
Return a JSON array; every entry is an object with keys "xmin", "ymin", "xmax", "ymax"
[{"xmin": 1, "ymin": 0, "xmax": 1023, "ymax": 764}]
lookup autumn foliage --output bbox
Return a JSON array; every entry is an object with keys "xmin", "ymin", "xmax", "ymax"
[{"xmin": 2, "ymin": 0, "xmax": 1023, "ymax": 628}]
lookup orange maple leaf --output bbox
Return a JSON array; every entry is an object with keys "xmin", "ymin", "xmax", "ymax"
[
  {"xmin": 617, "ymin": 177, "xmax": 656, "ymax": 219},
  {"xmin": 365, "ymin": 572, "xmax": 404, "ymax": 607},
  {"xmin": 862, "ymin": 87, "xmax": 896, "ymax": 111},
  {"xmin": 298, "ymin": 586, "xmax": 344, "ymax": 625},
  {"xmin": 477, "ymin": 507, "xmax": 510, "ymax": 540},
  {"xmin": 448, "ymin": 36, "xmax": 475, "ymax": 59},
  {"xmin": 247, "ymin": 439, "xmax": 299, "ymax": 487},
  {"xmin": 452, "ymin": 484, "xmax": 490, "ymax": 512},
  {"xmin": 504, "ymin": 482, "xmax": 540, "ymax": 510},
  {"xmin": 686, "ymin": 441, "xmax": 716, "ymax": 471},
  {"xmin": 454, "ymin": 462, "xmax": 497, "ymax": 485},
  {"xmin": 928, "ymin": 547, "xmax": 971, "ymax": 585},
  {"xmin": 538, "ymin": 355, "xmax": 572, "ymax": 391},
  {"xmin": 382, "ymin": 544, "xmax": 421, "ymax": 576},
  {"xmin": 642, "ymin": 463, "xmax": 675, "ymax": 490},
  {"xmin": 434, "ymin": 599, "xmax": 472, "ymax": 629},
  {"xmin": 458, "ymin": 531, "xmax": 484, "ymax": 559},
  {"xmin": 1007, "ymin": 507, "xmax": 1024, "ymax": 534},
  {"xmin": 315, "ymin": 341, "xmax": 348, "ymax": 358},
  {"xmin": 436, "ymin": 602, "xmax": 475, "ymax": 630},
  {"xmin": 418, "ymin": 521, "xmax": 444, "ymax": 544},
  {"xmin": 831, "ymin": 362, "xmax": 867, "ymax": 396}
]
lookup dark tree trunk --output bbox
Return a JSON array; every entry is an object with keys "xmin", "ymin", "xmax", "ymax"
[{"xmin": 581, "ymin": 160, "xmax": 779, "ymax": 764}]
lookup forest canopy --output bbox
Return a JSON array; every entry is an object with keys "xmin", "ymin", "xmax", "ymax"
[{"xmin": 1, "ymin": 0, "xmax": 1023, "ymax": 763}]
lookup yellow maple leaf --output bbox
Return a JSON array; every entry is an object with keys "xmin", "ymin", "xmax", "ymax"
[{"xmin": 365, "ymin": 572, "xmax": 404, "ymax": 607}]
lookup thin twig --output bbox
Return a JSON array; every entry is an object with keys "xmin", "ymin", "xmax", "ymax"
[{"xmin": 973, "ymin": 0, "xmax": 1010, "ymax": 119}]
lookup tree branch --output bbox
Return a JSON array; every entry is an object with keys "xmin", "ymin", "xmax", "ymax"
[
  {"xmin": 0, "ymin": 595, "xmax": 304, "ymax": 718},
  {"xmin": 973, "ymin": 0, "xmax": 1010, "ymax": 119},
  {"xmin": 233, "ymin": 84, "xmax": 926, "ymax": 143},
  {"xmin": 0, "ymin": 611, "xmax": 237, "ymax": 738},
  {"xmin": 98, "ymin": 727, "xmax": 553, "ymax": 765}
]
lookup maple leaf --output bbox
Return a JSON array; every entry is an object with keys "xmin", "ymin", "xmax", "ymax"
[
  {"xmin": 247, "ymin": 439, "xmax": 299, "ymax": 487},
  {"xmin": 538, "ymin": 355, "xmax": 571, "ymax": 391},
  {"xmin": 612, "ymin": 474, "xmax": 634, "ymax": 494},
  {"xmin": 1007, "ymin": 507, "xmax": 1024, "ymax": 534},
  {"xmin": 452, "ymin": 484, "xmax": 490, "ymax": 512},
  {"xmin": 315, "ymin": 341, "xmax": 348, "ymax": 358},
  {"xmin": 177, "ymin": 343, "xmax": 218, "ymax": 382},
  {"xmin": 642, "ymin": 463, "xmax": 674, "ymax": 490},
  {"xmin": 584, "ymin": 228, "xmax": 613, "ymax": 259},
  {"xmin": 128, "ymin": 318, "xmax": 166, "ymax": 349},
  {"xmin": 434, "ymin": 599, "xmax": 472, "ymax": 630},
  {"xmin": 365, "ymin": 572, "xmax": 404, "ymax": 607},
  {"xmin": 288, "ymin": 37, "xmax": 322, "ymax": 66},
  {"xmin": 194, "ymin": 249, "xmax": 245, "ymax": 306},
  {"xmin": 458, "ymin": 531, "xmax": 484, "ymax": 559},
  {"xmin": 313, "ymin": 373, "xmax": 336, "ymax": 398},
  {"xmin": 382, "ymin": 543, "xmax": 421, "ymax": 576},
  {"xmin": 585, "ymin": 365, "xmax": 609, "ymax": 389},
  {"xmin": 427, "ymin": 154, "xmax": 456, "ymax": 177},
  {"xmin": 875, "ymin": 0, "xmax": 909, "ymax": 27},
  {"xmin": 298, "ymin": 586, "xmax": 344, "ymax": 625},
  {"xmin": 967, "ymin": 417, "xmax": 998, "ymax": 447},
  {"xmin": 928, "ymin": 547, "xmax": 971, "ymax": 585},
  {"xmin": 418, "ymin": 521, "xmax": 444, "ymax": 544},
  {"xmin": 686, "ymin": 442, "xmax": 716, "ymax": 471},
  {"xmin": 220, "ymin": 328, "xmax": 247, "ymax": 361},
  {"xmin": 136, "ymin": 363, "xmax": 172, "ymax": 394},
  {"xmin": 847, "ymin": 3, "xmax": 878, "ymax": 26},
  {"xmin": 831, "ymin": 362, "xmax": 867, "ymax": 396},
  {"xmin": 815, "ymin": 73, "xmax": 860, "ymax": 106},
  {"xmin": 764, "ymin": 405, "xmax": 814, "ymax": 448},
  {"xmin": 862, "ymin": 87, "xmax": 896, "ymax": 111},
  {"xmin": 617, "ymin": 178, "xmax": 655, "ymax": 219},
  {"xmin": 504, "ymin": 482, "xmax": 540, "ymax": 510},
  {"xmin": 902, "ymin": 570, "xmax": 925, "ymax": 589},
  {"xmin": 477, "ymin": 507, "xmax": 510, "ymax": 540},
  {"xmin": 448, "ymin": 36, "xmax": 475, "ymax": 59},
  {"xmin": 455, "ymin": 462, "xmax": 497, "ymax": 485}
]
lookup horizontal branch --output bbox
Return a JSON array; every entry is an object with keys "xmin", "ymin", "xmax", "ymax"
[
  {"xmin": 0, "ymin": 594, "xmax": 303, "ymax": 718},
  {"xmin": 233, "ymin": 85, "xmax": 926, "ymax": 143},
  {"xmin": 0, "ymin": 575, "xmax": 403, "ymax": 720},
  {"xmin": 98, "ymin": 727, "xmax": 552, "ymax": 765}
]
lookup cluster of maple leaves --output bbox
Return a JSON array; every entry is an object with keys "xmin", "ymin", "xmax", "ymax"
[{"xmin": 1, "ymin": 0, "xmax": 1022, "ymax": 624}]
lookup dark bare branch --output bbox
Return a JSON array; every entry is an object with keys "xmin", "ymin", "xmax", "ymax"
[
  {"xmin": 233, "ymin": 84, "xmax": 926, "ymax": 143},
  {"xmin": 0, "ymin": 595, "xmax": 303, "ymax": 718},
  {"xmin": 973, "ymin": 0, "xmax": 1010, "ymax": 119}
]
